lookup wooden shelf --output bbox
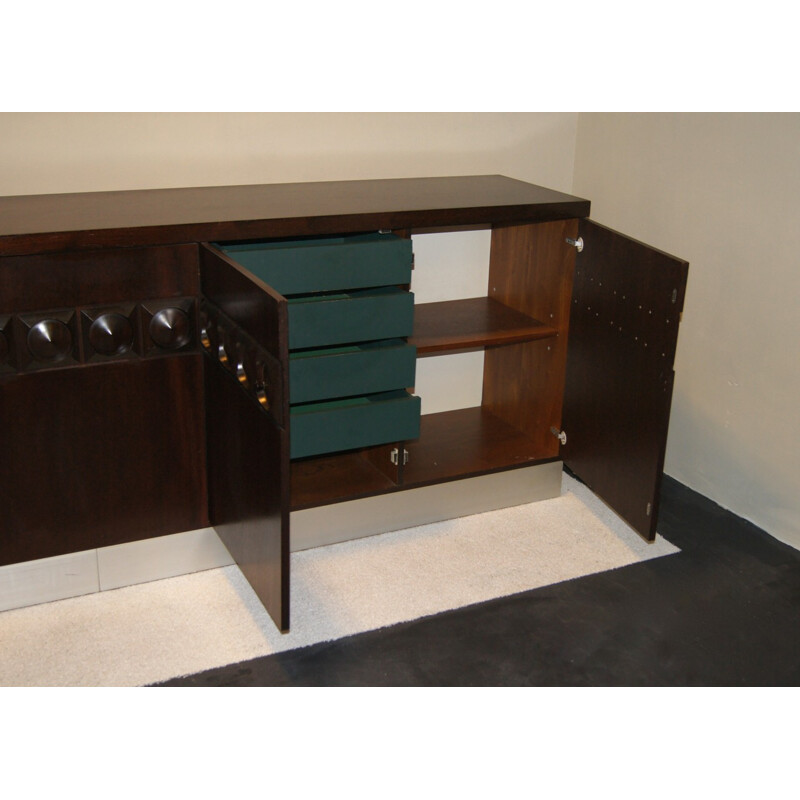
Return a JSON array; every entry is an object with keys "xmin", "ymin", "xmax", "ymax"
[
  {"xmin": 290, "ymin": 406, "xmax": 558, "ymax": 510},
  {"xmin": 291, "ymin": 451, "xmax": 397, "ymax": 511},
  {"xmin": 410, "ymin": 297, "xmax": 558, "ymax": 355},
  {"xmin": 403, "ymin": 407, "xmax": 556, "ymax": 487}
]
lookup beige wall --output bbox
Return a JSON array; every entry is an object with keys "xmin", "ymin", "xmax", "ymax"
[
  {"xmin": 0, "ymin": 112, "xmax": 578, "ymax": 195},
  {"xmin": 573, "ymin": 113, "xmax": 800, "ymax": 548}
]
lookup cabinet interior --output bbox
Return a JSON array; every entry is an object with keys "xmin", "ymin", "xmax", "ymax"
[{"xmin": 283, "ymin": 218, "xmax": 578, "ymax": 511}]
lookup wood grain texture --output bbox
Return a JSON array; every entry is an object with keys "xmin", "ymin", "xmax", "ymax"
[
  {"xmin": 359, "ymin": 443, "xmax": 403, "ymax": 488},
  {"xmin": 291, "ymin": 450, "xmax": 398, "ymax": 510},
  {"xmin": 482, "ymin": 220, "xmax": 578, "ymax": 456},
  {"xmin": 200, "ymin": 245, "xmax": 290, "ymax": 631},
  {"xmin": 200, "ymin": 244, "xmax": 289, "ymax": 429},
  {"xmin": 563, "ymin": 219, "xmax": 689, "ymax": 540},
  {"xmin": 411, "ymin": 297, "xmax": 558, "ymax": 355},
  {"xmin": 205, "ymin": 355, "xmax": 290, "ymax": 631},
  {"xmin": 402, "ymin": 407, "xmax": 557, "ymax": 487},
  {"xmin": 0, "ymin": 355, "xmax": 207, "ymax": 567},
  {"xmin": 0, "ymin": 245, "xmax": 199, "ymax": 313},
  {"xmin": 0, "ymin": 176, "xmax": 590, "ymax": 257},
  {"xmin": 200, "ymin": 244, "xmax": 287, "ymax": 358}
]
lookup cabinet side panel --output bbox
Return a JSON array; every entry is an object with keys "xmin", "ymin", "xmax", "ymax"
[{"xmin": 483, "ymin": 220, "xmax": 577, "ymax": 455}]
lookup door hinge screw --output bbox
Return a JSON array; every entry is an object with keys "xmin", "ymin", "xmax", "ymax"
[{"xmin": 566, "ymin": 237, "xmax": 584, "ymax": 252}]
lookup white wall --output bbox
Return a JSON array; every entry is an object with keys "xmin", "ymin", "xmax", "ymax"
[
  {"xmin": 573, "ymin": 113, "xmax": 800, "ymax": 548},
  {"xmin": 0, "ymin": 112, "xmax": 578, "ymax": 195}
]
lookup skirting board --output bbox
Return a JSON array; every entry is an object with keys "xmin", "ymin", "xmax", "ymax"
[
  {"xmin": 0, "ymin": 528, "xmax": 234, "ymax": 613},
  {"xmin": 0, "ymin": 462, "xmax": 562, "ymax": 612},
  {"xmin": 290, "ymin": 461, "xmax": 564, "ymax": 551}
]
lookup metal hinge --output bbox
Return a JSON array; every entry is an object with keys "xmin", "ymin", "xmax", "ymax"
[
  {"xmin": 566, "ymin": 236, "xmax": 584, "ymax": 252},
  {"xmin": 550, "ymin": 427, "xmax": 567, "ymax": 445},
  {"xmin": 390, "ymin": 447, "xmax": 409, "ymax": 466}
]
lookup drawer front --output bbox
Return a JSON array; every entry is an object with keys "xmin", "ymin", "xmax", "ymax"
[
  {"xmin": 290, "ymin": 390, "xmax": 421, "ymax": 459},
  {"xmin": 289, "ymin": 340, "xmax": 416, "ymax": 404},
  {"xmin": 288, "ymin": 287, "xmax": 414, "ymax": 350},
  {"xmin": 219, "ymin": 233, "xmax": 412, "ymax": 296}
]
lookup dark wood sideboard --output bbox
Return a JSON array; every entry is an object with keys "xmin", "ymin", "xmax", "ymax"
[{"xmin": 0, "ymin": 176, "xmax": 688, "ymax": 632}]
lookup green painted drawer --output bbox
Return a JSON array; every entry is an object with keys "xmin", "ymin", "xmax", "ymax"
[
  {"xmin": 288, "ymin": 287, "xmax": 414, "ymax": 350},
  {"xmin": 220, "ymin": 233, "xmax": 412, "ymax": 296},
  {"xmin": 290, "ymin": 390, "xmax": 421, "ymax": 459},
  {"xmin": 289, "ymin": 340, "xmax": 416, "ymax": 404}
]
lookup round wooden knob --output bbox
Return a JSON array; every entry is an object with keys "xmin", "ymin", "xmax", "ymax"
[
  {"xmin": 27, "ymin": 319, "xmax": 73, "ymax": 362},
  {"xmin": 0, "ymin": 330, "xmax": 8, "ymax": 363},
  {"xmin": 149, "ymin": 307, "xmax": 191, "ymax": 350},
  {"xmin": 89, "ymin": 313, "xmax": 133, "ymax": 356}
]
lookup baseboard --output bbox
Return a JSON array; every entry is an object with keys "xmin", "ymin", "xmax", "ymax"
[
  {"xmin": 290, "ymin": 461, "xmax": 563, "ymax": 551},
  {"xmin": 0, "ymin": 462, "xmax": 563, "ymax": 612},
  {"xmin": 0, "ymin": 528, "xmax": 234, "ymax": 613}
]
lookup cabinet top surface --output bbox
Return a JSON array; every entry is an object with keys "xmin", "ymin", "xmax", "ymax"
[{"xmin": 0, "ymin": 175, "xmax": 590, "ymax": 257}]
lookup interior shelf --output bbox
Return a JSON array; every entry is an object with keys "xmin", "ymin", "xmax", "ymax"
[
  {"xmin": 410, "ymin": 297, "xmax": 558, "ymax": 355},
  {"xmin": 290, "ymin": 406, "xmax": 557, "ymax": 511},
  {"xmin": 403, "ymin": 407, "xmax": 556, "ymax": 487}
]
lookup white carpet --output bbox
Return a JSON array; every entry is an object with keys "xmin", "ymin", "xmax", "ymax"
[{"xmin": 0, "ymin": 474, "xmax": 679, "ymax": 687}]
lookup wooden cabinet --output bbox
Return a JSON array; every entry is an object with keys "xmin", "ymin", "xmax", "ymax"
[{"xmin": 0, "ymin": 176, "xmax": 688, "ymax": 633}]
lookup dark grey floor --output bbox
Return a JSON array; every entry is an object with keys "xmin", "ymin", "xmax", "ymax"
[{"xmin": 158, "ymin": 476, "xmax": 800, "ymax": 686}]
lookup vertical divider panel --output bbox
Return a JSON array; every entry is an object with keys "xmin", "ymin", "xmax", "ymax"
[{"xmin": 482, "ymin": 220, "xmax": 578, "ymax": 457}]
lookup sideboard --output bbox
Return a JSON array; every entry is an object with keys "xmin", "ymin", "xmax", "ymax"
[{"xmin": 0, "ymin": 176, "xmax": 688, "ymax": 631}]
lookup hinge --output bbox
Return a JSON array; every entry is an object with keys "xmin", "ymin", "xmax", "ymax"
[
  {"xmin": 646, "ymin": 502, "xmax": 652, "ymax": 517},
  {"xmin": 566, "ymin": 236, "xmax": 584, "ymax": 253},
  {"xmin": 390, "ymin": 447, "xmax": 409, "ymax": 466}
]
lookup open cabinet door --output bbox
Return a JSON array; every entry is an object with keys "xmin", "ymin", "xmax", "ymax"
[
  {"xmin": 562, "ymin": 220, "xmax": 688, "ymax": 541},
  {"xmin": 200, "ymin": 244, "xmax": 290, "ymax": 631}
]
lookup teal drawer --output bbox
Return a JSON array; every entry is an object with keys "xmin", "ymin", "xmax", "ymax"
[
  {"xmin": 290, "ymin": 390, "xmax": 421, "ymax": 459},
  {"xmin": 288, "ymin": 287, "xmax": 414, "ymax": 350},
  {"xmin": 220, "ymin": 233, "xmax": 412, "ymax": 296},
  {"xmin": 290, "ymin": 340, "xmax": 416, "ymax": 404}
]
